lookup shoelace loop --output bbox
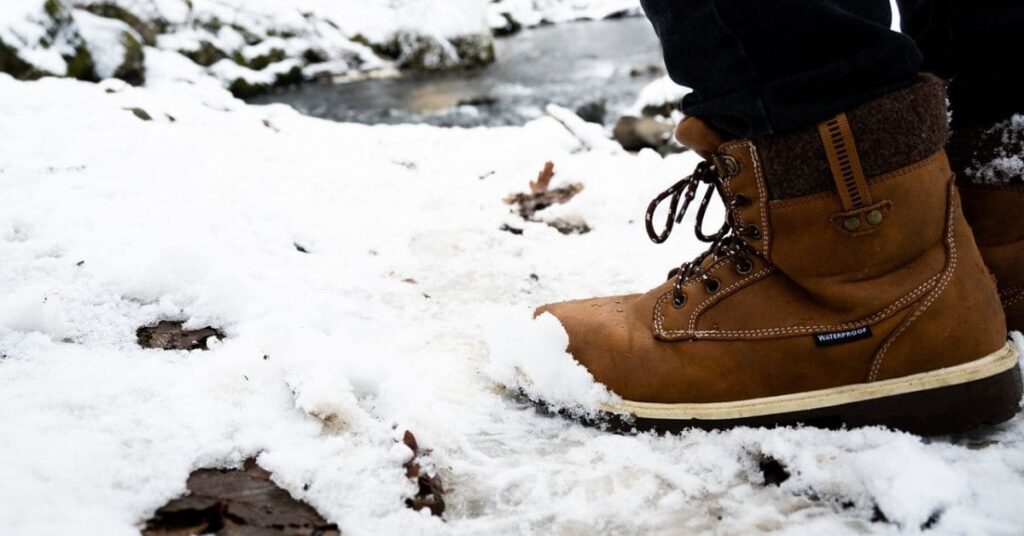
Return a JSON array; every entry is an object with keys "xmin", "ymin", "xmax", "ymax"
[{"xmin": 643, "ymin": 155, "xmax": 756, "ymax": 305}]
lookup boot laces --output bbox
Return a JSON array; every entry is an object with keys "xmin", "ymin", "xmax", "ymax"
[{"xmin": 644, "ymin": 156, "xmax": 756, "ymax": 306}]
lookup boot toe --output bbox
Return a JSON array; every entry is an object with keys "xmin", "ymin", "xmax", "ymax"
[{"xmin": 536, "ymin": 294, "xmax": 642, "ymax": 397}]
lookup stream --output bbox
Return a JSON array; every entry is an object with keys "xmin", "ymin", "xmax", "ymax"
[{"xmin": 248, "ymin": 17, "xmax": 664, "ymax": 127}]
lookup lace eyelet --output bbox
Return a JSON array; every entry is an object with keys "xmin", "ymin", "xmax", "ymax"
[
  {"xmin": 715, "ymin": 155, "xmax": 740, "ymax": 177},
  {"xmin": 704, "ymin": 277, "xmax": 721, "ymax": 294},
  {"xmin": 735, "ymin": 258, "xmax": 754, "ymax": 275},
  {"xmin": 672, "ymin": 293, "xmax": 687, "ymax": 308},
  {"xmin": 733, "ymin": 193, "xmax": 751, "ymax": 206},
  {"xmin": 746, "ymin": 225, "xmax": 761, "ymax": 239}
]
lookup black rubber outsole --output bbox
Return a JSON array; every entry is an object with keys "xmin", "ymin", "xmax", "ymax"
[{"xmin": 531, "ymin": 365, "xmax": 1023, "ymax": 436}]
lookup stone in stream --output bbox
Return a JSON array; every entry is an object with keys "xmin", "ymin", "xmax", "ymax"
[
  {"xmin": 574, "ymin": 100, "xmax": 607, "ymax": 125},
  {"xmin": 136, "ymin": 320, "xmax": 224, "ymax": 351},
  {"xmin": 142, "ymin": 459, "xmax": 339, "ymax": 536},
  {"xmin": 612, "ymin": 116, "xmax": 674, "ymax": 151}
]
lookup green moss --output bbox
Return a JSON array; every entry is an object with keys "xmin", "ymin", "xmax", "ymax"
[
  {"xmin": 82, "ymin": 3, "xmax": 160, "ymax": 46},
  {"xmin": 491, "ymin": 13, "xmax": 522, "ymax": 37},
  {"xmin": 114, "ymin": 31, "xmax": 145, "ymax": 85},
  {"xmin": 245, "ymin": 48, "xmax": 285, "ymax": 71},
  {"xmin": 65, "ymin": 45, "xmax": 98, "ymax": 81},
  {"xmin": 273, "ymin": 65, "xmax": 303, "ymax": 86},
  {"xmin": 182, "ymin": 41, "xmax": 227, "ymax": 67},
  {"xmin": 43, "ymin": 0, "xmax": 63, "ymax": 18},
  {"xmin": 228, "ymin": 77, "xmax": 269, "ymax": 98},
  {"xmin": 0, "ymin": 38, "xmax": 44, "ymax": 79}
]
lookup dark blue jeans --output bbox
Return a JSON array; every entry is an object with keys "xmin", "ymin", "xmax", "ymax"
[{"xmin": 640, "ymin": 0, "xmax": 1024, "ymax": 137}]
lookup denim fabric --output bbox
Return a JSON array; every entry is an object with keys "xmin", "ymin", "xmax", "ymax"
[{"xmin": 640, "ymin": 0, "xmax": 1022, "ymax": 137}]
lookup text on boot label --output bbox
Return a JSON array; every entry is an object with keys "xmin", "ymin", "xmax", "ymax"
[{"xmin": 814, "ymin": 326, "xmax": 873, "ymax": 347}]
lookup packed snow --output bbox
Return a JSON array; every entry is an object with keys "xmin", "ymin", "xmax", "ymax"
[{"xmin": 2, "ymin": 58, "xmax": 1024, "ymax": 536}]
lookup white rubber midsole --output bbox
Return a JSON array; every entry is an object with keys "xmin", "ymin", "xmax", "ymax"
[{"xmin": 601, "ymin": 343, "xmax": 1020, "ymax": 421}]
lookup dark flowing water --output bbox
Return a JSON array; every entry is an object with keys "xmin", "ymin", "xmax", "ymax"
[{"xmin": 249, "ymin": 17, "xmax": 664, "ymax": 127}]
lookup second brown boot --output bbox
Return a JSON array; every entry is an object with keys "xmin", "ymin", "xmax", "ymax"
[
  {"xmin": 533, "ymin": 77, "xmax": 1021, "ymax": 435},
  {"xmin": 950, "ymin": 116, "xmax": 1024, "ymax": 332}
]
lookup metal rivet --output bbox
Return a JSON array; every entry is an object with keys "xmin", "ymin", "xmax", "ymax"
[
  {"xmin": 672, "ymin": 293, "xmax": 687, "ymax": 308},
  {"xmin": 843, "ymin": 217, "xmax": 861, "ymax": 231},
  {"xmin": 866, "ymin": 209, "xmax": 884, "ymax": 226}
]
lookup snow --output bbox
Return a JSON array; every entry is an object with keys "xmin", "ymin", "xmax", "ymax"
[
  {"xmin": 490, "ymin": 0, "xmax": 642, "ymax": 29},
  {"xmin": 627, "ymin": 74, "xmax": 692, "ymax": 118},
  {"xmin": 1, "ymin": 72, "xmax": 1024, "ymax": 535},
  {"xmin": 966, "ymin": 114, "xmax": 1024, "ymax": 185},
  {"xmin": 73, "ymin": 10, "xmax": 137, "ymax": 79},
  {"xmin": 484, "ymin": 310, "xmax": 620, "ymax": 417}
]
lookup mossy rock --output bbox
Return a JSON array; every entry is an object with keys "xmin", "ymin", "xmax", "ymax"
[
  {"xmin": 492, "ymin": 13, "xmax": 522, "ymax": 37},
  {"xmin": 81, "ymin": 3, "xmax": 163, "ymax": 46},
  {"xmin": 228, "ymin": 77, "xmax": 269, "ymax": 98},
  {"xmin": 65, "ymin": 45, "xmax": 98, "ymax": 81},
  {"xmin": 0, "ymin": 38, "xmax": 44, "ymax": 79},
  {"xmin": 243, "ymin": 48, "xmax": 286, "ymax": 71},
  {"xmin": 114, "ymin": 30, "xmax": 145, "ymax": 85},
  {"xmin": 182, "ymin": 41, "xmax": 228, "ymax": 67},
  {"xmin": 451, "ymin": 34, "xmax": 495, "ymax": 68},
  {"xmin": 273, "ymin": 64, "xmax": 303, "ymax": 86}
]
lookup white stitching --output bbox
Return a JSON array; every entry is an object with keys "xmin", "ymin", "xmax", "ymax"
[
  {"xmin": 868, "ymin": 179, "xmax": 959, "ymax": 381},
  {"xmin": 687, "ymin": 266, "xmax": 774, "ymax": 331},
  {"xmin": 655, "ymin": 271, "xmax": 939, "ymax": 339}
]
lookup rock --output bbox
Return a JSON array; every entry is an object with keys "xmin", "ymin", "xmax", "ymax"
[
  {"xmin": 0, "ymin": 39, "xmax": 42, "ymax": 80},
  {"xmin": 575, "ymin": 100, "xmax": 607, "ymax": 125},
  {"xmin": 629, "ymin": 63, "xmax": 663, "ymax": 78},
  {"xmin": 126, "ymin": 107, "xmax": 151, "ymax": 120},
  {"xmin": 491, "ymin": 12, "xmax": 523, "ymax": 37},
  {"xmin": 0, "ymin": 0, "xmax": 97, "ymax": 81},
  {"xmin": 75, "ymin": 11, "xmax": 146, "ymax": 84},
  {"xmin": 375, "ymin": 31, "xmax": 495, "ymax": 71},
  {"xmin": 457, "ymin": 95, "xmax": 498, "ymax": 107},
  {"xmin": 77, "ymin": 2, "xmax": 165, "ymax": 46},
  {"xmin": 114, "ymin": 28, "xmax": 144, "ymax": 84},
  {"xmin": 181, "ymin": 40, "xmax": 228, "ymax": 67},
  {"xmin": 613, "ymin": 116, "xmax": 674, "ymax": 152},
  {"xmin": 241, "ymin": 48, "xmax": 285, "ymax": 71}
]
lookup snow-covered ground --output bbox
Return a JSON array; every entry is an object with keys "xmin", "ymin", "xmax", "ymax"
[{"xmin": 2, "ymin": 66, "xmax": 1024, "ymax": 536}]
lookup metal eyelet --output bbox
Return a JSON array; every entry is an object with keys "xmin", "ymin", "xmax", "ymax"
[
  {"xmin": 735, "ymin": 258, "xmax": 753, "ymax": 275},
  {"xmin": 746, "ymin": 225, "xmax": 762, "ymax": 239},
  {"xmin": 733, "ymin": 193, "xmax": 751, "ymax": 206},
  {"xmin": 672, "ymin": 293, "xmax": 687, "ymax": 308},
  {"xmin": 704, "ymin": 277, "xmax": 721, "ymax": 294},
  {"xmin": 714, "ymin": 155, "xmax": 740, "ymax": 177}
]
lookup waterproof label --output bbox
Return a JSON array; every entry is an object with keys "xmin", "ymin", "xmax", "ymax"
[{"xmin": 814, "ymin": 326, "xmax": 873, "ymax": 347}]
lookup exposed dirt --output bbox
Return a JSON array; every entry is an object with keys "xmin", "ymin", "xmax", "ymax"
[
  {"xmin": 401, "ymin": 430, "xmax": 445, "ymax": 518},
  {"xmin": 504, "ymin": 161, "xmax": 588, "ymax": 235},
  {"xmin": 143, "ymin": 459, "xmax": 339, "ymax": 536},
  {"xmin": 136, "ymin": 320, "xmax": 225, "ymax": 351}
]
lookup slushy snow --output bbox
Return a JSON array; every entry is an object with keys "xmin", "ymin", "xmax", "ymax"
[{"xmin": 2, "ymin": 62, "xmax": 1024, "ymax": 535}]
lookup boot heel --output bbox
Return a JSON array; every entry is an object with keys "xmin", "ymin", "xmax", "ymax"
[{"xmin": 841, "ymin": 363, "xmax": 1023, "ymax": 435}]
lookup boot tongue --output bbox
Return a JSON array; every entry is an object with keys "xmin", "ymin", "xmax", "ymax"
[{"xmin": 674, "ymin": 117, "xmax": 726, "ymax": 159}]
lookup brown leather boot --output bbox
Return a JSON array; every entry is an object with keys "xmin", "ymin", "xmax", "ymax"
[
  {"xmin": 537, "ymin": 77, "xmax": 1021, "ymax": 434},
  {"xmin": 949, "ymin": 117, "xmax": 1024, "ymax": 332}
]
